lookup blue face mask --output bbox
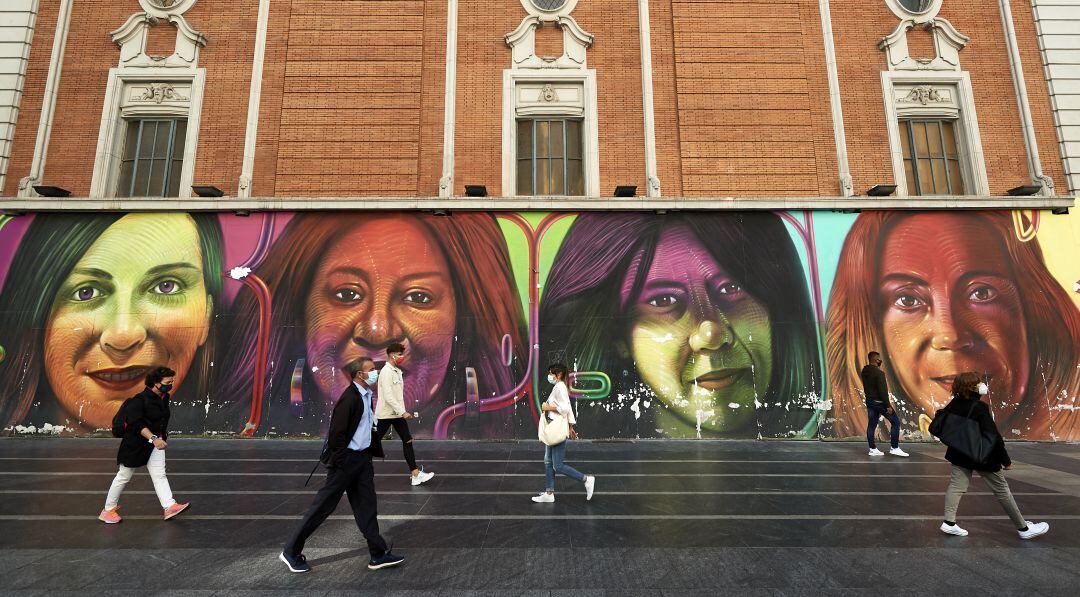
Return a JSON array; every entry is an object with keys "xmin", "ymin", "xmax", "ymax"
[
  {"xmin": 547, "ymin": 374, "xmax": 557, "ymax": 385},
  {"xmin": 365, "ymin": 370, "xmax": 379, "ymax": 385},
  {"xmin": 159, "ymin": 382, "xmax": 173, "ymax": 393}
]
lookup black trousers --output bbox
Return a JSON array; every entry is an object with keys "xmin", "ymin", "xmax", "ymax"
[
  {"xmin": 284, "ymin": 449, "xmax": 388, "ymax": 558},
  {"xmin": 375, "ymin": 418, "xmax": 417, "ymax": 472}
]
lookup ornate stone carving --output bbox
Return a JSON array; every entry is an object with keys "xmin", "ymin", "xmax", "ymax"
[
  {"xmin": 136, "ymin": 83, "xmax": 187, "ymax": 104},
  {"xmin": 539, "ymin": 84, "xmax": 558, "ymax": 102},
  {"xmin": 899, "ymin": 86, "xmax": 944, "ymax": 105}
]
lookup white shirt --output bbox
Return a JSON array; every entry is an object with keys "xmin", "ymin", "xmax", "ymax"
[
  {"xmin": 375, "ymin": 361, "xmax": 406, "ymax": 420},
  {"xmin": 545, "ymin": 381, "xmax": 576, "ymax": 425}
]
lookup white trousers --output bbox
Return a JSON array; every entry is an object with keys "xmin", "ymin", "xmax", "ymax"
[{"xmin": 104, "ymin": 448, "xmax": 176, "ymax": 510}]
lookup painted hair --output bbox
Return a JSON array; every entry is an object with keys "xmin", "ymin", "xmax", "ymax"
[
  {"xmin": 213, "ymin": 212, "xmax": 527, "ymax": 436},
  {"xmin": 0, "ymin": 213, "xmax": 224, "ymax": 429},
  {"xmin": 539, "ymin": 212, "xmax": 822, "ymax": 438},
  {"xmin": 826, "ymin": 211, "xmax": 1080, "ymax": 439}
]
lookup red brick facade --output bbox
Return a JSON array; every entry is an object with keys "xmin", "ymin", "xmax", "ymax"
[{"xmin": 0, "ymin": 0, "xmax": 1066, "ymax": 198}]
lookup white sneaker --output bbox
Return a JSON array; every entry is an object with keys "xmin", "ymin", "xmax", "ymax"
[
  {"xmin": 1018, "ymin": 521, "xmax": 1049, "ymax": 540},
  {"xmin": 868, "ymin": 448, "xmax": 884, "ymax": 456},
  {"xmin": 531, "ymin": 492, "xmax": 555, "ymax": 503},
  {"xmin": 940, "ymin": 522, "xmax": 968, "ymax": 536},
  {"xmin": 889, "ymin": 447, "xmax": 910, "ymax": 458},
  {"xmin": 584, "ymin": 476, "xmax": 596, "ymax": 501},
  {"xmin": 411, "ymin": 470, "xmax": 434, "ymax": 486}
]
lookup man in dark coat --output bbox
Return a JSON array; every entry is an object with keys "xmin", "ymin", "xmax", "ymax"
[
  {"xmin": 279, "ymin": 357, "xmax": 404, "ymax": 573},
  {"xmin": 98, "ymin": 366, "xmax": 190, "ymax": 523},
  {"xmin": 860, "ymin": 351, "xmax": 908, "ymax": 457}
]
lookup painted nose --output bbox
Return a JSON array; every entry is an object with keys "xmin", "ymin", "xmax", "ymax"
[
  {"xmin": 354, "ymin": 304, "xmax": 404, "ymax": 348},
  {"xmin": 99, "ymin": 311, "xmax": 147, "ymax": 356},
  {"xmin": 929, "ymin": 305, "xmax": 971, "ymax": 351},
  {"xmin": 689, "ymin": 318, "xmax": 732, "ymax": 352}
]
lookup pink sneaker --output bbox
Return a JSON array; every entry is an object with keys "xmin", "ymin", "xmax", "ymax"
[
  {"xmin": 98, "ymin": 507, "xmax": 121, "ymax": 524},
  {"xmin": 163, "ymin": 502, "xmax": 189, "ymax": 520}
]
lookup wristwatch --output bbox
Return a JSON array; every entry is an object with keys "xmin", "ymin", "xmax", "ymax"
[{"xmin": 148, "ymin": 434, "xmax": 159, "ymax": 444}]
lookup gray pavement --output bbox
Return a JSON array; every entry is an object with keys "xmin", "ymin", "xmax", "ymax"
[{"xmin": 1, "ymin": 438, "xmax": 1079, "ymax": 595}]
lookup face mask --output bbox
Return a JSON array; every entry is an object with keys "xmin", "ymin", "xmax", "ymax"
[
  {"xmin": 547, "ymin": 374, "xmax": 557, "ymax": 385},
  {"xmin": 365, "ymin": 370, "xmax": 379, "ymax": 385},
  {"xmin": 394, "ymin": 355, "xmax": 405, "ymax": 365},
  {"xmin": 977, "ymin": 382, "xmax": 989, "ymax": 396},
  {"xmin": 159, "ymin": 382, "xmax": 173, "ymax": 392}
]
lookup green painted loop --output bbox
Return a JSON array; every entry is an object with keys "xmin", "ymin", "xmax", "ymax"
[{"xmin": 569, "ymin": 371, "xmax": 611, "ymax": 400}]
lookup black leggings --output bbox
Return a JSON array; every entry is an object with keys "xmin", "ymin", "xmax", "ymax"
[{"xmin": 375, "ymin": 418, "xmax": 418, "ymax": 472}]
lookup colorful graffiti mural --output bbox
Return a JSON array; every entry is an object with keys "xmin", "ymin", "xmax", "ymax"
[{"xmin": 1, "ymin": 209, "xmax": 1077, "ymax": 439}]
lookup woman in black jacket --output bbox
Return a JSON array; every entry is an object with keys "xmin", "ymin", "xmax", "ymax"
[{"xmin": 940, "ymin": 371, "xmax": 1048, "ymax": 539}]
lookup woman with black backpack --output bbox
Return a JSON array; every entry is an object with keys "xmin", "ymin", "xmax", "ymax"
[
  {"xmin": 98, "ymin": 367, "xmax": 189, "ymax": 524},
  {"xmin": 939, "ymin": 371, "xmax": 1047, "ymax": 539}
]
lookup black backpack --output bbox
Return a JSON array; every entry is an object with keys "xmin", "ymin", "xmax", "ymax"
[{"xmin": 110, "ymin": 394, "xmax": 147, "ymax": 438}]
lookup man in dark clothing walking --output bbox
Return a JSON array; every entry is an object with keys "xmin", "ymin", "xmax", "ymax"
[
  {"xmin": 861, "ymin": 351, "xmax": 908, "ymax": 458},
  {"xmin": 98, "ymin": 366, "xmax": 189, "ymax": 523},
  {"xmin": 279, "ymin": 357, "xmax": 404, "ymax": 573}
]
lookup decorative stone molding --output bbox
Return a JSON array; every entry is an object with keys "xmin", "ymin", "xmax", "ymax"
[
  {"xmin": 89, "ymin": 3, "xmax": 207, "ymax": 198},
  {"xmin": 111, "ymin": 12, "xmax": 206, "ymax": 70},
  {"xmin": 506, "ymin": 15, "xmax": 593, "ymax": 69},
  {"xmin": 898, "ymin": 85, "xmax": 949, "ymax": 106},
  {"xmin": 503, "ymin": 0, "xmax": 598, "ymax": 197},
  {"xmin": 880, "ymin": 18, "xmax": 968, "ymax": 72}
]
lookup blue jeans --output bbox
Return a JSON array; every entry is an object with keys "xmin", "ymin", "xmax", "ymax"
[
  {"xmin": 544, "ymin": 441, "xmax": 586, "ymax": 492},
  {"xmin": 866, "ymin": 403, "xmax": 901, "ymax": 449}
]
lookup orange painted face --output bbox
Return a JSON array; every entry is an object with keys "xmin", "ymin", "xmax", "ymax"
[
  {"xmin": 304, "ymin": 216, "xmax": 457, "ymax": 412},
  {"xmin": 878, "ymin": 214, "xmax": 1029, "ymax": 419},
  {"xmin": 43, "ymin": 214, "xmax": 212, "ymax": 429}
]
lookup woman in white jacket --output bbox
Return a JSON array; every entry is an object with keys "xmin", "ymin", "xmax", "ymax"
[{"xmin": 532, "ymin": 363, "xmax": 596, "ymax": 503}]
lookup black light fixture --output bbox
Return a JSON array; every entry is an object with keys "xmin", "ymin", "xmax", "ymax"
[
  {"xmin": 32, "ymin": 185, "xmax": 71, "ymax": 197},
  {"xmin": 1006, "ymin": 184, "xmax": 1042, "ymax": 196},
  {"xmin": 866, "ymin": 184, "xmax": 897, "ymax": 197},
  {"xmin": 433, "ymin": 209, "xmax": 450, "ymax": 217},
  {"xmin": 614, "ymin": 185, "xmax": 637, "ymax": 197},
  {"xmin": 464, "ymin": 185, "xmax": 487, "ymax": 197},
  {"xmin": 1052, "ymin": 207, "xmax": 1070, "ymax": 215},
  {"xmin": 234, "ymin": 210, "xmax": 251, "ymax": 217},
  {"xmin": 191, "ymin": 185, "xmax": 224, "ymax": 197}
]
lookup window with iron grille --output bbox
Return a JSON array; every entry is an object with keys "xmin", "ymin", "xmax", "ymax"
[
  {"xmin": 516, "ymin": 118, "xmax": 584, "ymax": 196},
  {"xmin": 116, "ymin": 119, "xmax": 187, "ymax": 197},
  {"xmin": 900, "ymin": 119, "xmax": 965, "ymax": 196}
]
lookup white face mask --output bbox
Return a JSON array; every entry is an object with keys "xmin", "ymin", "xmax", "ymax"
[
  {"xmin": 547, "ymin": 374, "xmax": 557, "ymax": 385},
  {"xmin": 977, "ymin": 382, "xmax": 989, "ymax": 396}
]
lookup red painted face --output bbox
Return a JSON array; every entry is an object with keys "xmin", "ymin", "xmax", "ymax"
[
  {"xmin": 878, "ymin": 214, "xmax": 1029, "ymax": 421},
  {"xmin": 304, "ymin": 217, "xmax": 457, "ymax": 413}
]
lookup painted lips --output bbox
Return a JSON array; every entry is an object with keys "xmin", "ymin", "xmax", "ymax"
[
  {"xmin": 86, "ymin": 366, "xmax": 152, "ymax": 392},
  {"xmin": 693, "ymin": 368, "xmax": 749, "ymax": 391}
]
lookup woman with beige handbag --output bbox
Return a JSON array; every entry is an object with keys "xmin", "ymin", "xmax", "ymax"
[{"xmin": 532, "ymin": 363, "xmax": 596, "ymax": 503}]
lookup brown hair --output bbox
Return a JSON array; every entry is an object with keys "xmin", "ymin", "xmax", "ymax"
[
  {"xmin": 826, "ymin": 211, "xmax": 1080, "ymax": 438},
  {"xmin": 952, "ymin": 371, "xmax": 981, "ymax": 398}
]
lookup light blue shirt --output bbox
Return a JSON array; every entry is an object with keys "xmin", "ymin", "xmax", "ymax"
[{"xmin": 347, "ymin": 381, "xmax": 374, "ymax": 451}]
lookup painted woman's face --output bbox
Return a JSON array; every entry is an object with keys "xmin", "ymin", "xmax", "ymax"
[
  {"xmin": 305, "ymin": 217, "xmax": 457, "ymax": 413},
  {"xmin": 625, "ymin": 225, "xmax": 772, "ymax": 435},
  {"xmin": 43, "ymin": 214, "xmax": 212, "ymax": 429},
  {"xmin": 879, "ymin": 214, "xmax": 1029, "ymax": 419}
]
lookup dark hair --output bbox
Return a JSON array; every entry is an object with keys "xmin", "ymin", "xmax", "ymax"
[
  {"xmin": 952, "ymin": 371, "xmax": 981, "ymax": 398},
  {"xmin": 548, "ymin": 363, "xmax": 569, "ymax": 381},
  {"xmin": 0, "ymin": 213, "xmax": 224, "ymax": 429},
  {"xmin": 386, "ymin": 343, "xmax": 406, "ymax": 357},
  {"xmin": 867, "ymin": 351, "xmax": 881, "ymax": 362},
  {"xmin": 344, "ymin": 358, "xmax": 374, "ymax": 380},
  {"xmin": 539, "ymin": 212, "xmax": 821, "ymax": 438},
  {"xmin": 146, "ymin": 366, "xmax": 177, "ymax": 388},
  {"xmin": 214, "ymin": 213, "xmax": 527, "ymax": 436}
]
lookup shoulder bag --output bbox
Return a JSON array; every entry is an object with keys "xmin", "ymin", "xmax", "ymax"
[
  {"xmin": 538, "ymin": 411, "xmax": 570, "ymax": 446},
  {"xmin": 929, "ymin": 400, "xmax": 997, "ymax": 464}
]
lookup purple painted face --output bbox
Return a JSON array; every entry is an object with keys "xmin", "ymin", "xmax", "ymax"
[{"xmin": 622, "ymin": 224, "xmax": 773, "ymax": 436}]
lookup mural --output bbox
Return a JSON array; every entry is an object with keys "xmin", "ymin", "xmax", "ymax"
[{"xmin": 1, "ymin": 209, "xmax": 1077, "ymax": 440}]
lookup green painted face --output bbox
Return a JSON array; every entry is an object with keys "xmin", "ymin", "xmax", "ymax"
[
  {"xmin": 625, "ymin": 225, "xmax": 773, "ymax": 437},
  {"xmin": 43, "ymin": 213, "xmax": 212, "ymax": 429}
]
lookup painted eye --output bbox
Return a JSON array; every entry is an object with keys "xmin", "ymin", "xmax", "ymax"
[
  {"xmin": 72, "ymin": 286, "xmax": 102, "ymax": 301},
  {"xmin": 151, "ymin": 280, "xmax": 182, "ymax": 295},
  {"xmin": 647, "ymin": 294, "xmax": 680, "ymax": 308},
  {"xmin": 893, "ymin": 294, "xmax": 924, "ymax": 309},
  {"xmin": 333, "ymin": 288, "xmax": 364, "ymax": 304},
  {"xmin": 968, "ymin": 285, "xmax": 998, "ymax": 303},
  {"xmin": 717, "ymin": 282, "xmax": 743, "ymax": 295},
  {"xmin": 404, "ymin": 291, "xmax": 433, "ymax": 305}
]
